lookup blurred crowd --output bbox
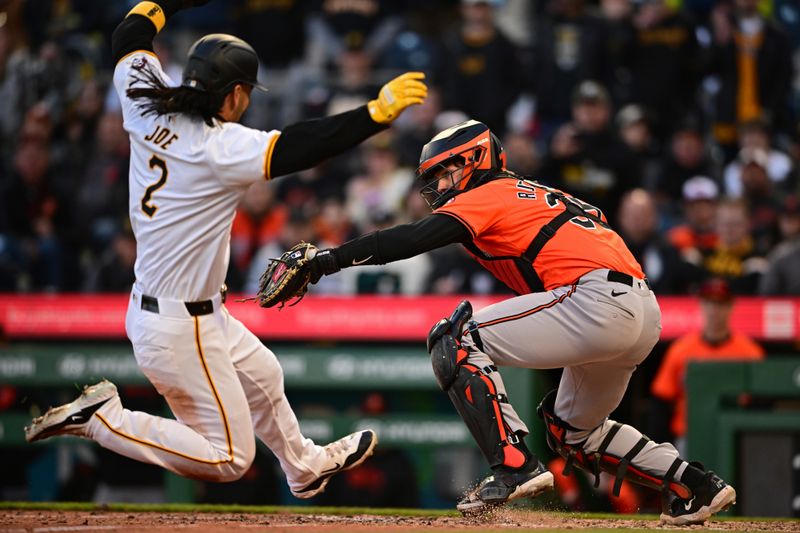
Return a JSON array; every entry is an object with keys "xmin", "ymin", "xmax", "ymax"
[{"xmin": 2, "ymin": 0, "xmax": 800, "ymax": 297}]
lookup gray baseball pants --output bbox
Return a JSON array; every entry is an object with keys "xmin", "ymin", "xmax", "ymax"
[{"xmin": 459, "ymin": 268, "xmax": 687, "ymax": 480}]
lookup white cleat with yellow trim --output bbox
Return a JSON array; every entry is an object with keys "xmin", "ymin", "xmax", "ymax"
[
  {"xmin": 291, "ymin": 429, "xmax": 378, "ymax": 499},
  {"xmin": 25, "ymin": 380, "xmax": 118, "ymax": 443}
]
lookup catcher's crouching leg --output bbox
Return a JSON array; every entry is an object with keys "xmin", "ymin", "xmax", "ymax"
[
  {"xmin": 429, "ymin": 300, "xmax": 526, "ymax": 469},
  {"xmin": 429, "ymin": 301, "xmax": 553, "ymax": 512},
  {"xmin": 537, "ymin": 389, "xmax": 693, "ymax": 507}
]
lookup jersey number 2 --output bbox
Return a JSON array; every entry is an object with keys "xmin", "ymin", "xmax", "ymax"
[{"xmin": 141, "ymin": 155, "xmax": 168, "ymax": 218}]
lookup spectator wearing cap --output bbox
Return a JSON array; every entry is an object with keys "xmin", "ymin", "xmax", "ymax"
[
  {"xmin": 651, "ymin": 278, "xmax": 765, "ymax": 452},
  {"xmin": 722, "ymin": 118, "xmax": 794, "ymax": 198},
  {"xmin": 540, "ymin": 80, "xmax": 638, "ymax": 223},
  {"xmin": 759, "ymin": 195, "xmax": 800, "ymax": 295},
  {"xmin": 616, "ymin": 104, "xmax": 662, "ymax": 190},
  {"xmin": 668, "ymin": 176, "xmax": 720, "ymax": 262}
]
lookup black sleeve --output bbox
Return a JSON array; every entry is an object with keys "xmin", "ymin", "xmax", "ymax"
[
  {"xmin": 111, "ymin": 0, "xmax": 183, "ymax": 64},
  {"xmin": 332, "ymin": 213, "xmax": 472, "ymax": 269},
  {"xmin": 269, "ymin": 106, "xmax": 387, "ymax": 178}
]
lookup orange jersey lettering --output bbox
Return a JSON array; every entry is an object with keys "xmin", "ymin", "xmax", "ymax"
[{"xmin": 435, "ymin": 178, "xmax": 644, "ymax": 291}]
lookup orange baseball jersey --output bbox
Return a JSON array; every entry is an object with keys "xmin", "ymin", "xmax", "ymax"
[
  {"xmin": 435, "ymin": 177, "xmax": 644, "ymax": 292},
  {"xmin": 651, "ymin": 331, "xmax": 764, "ymax": 436}
]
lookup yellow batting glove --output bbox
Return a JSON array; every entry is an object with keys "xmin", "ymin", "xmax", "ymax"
[{"xmin": 368, "ymin": 72, "xmax": 428, "ymax": 124}]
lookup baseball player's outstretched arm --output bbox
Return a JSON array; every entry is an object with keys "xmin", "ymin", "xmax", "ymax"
[
  {"xmin": 111, "ymin": 1, "xmax": 207, "ymax": 64},
  {"xmin": 269, "ymin": 72, "xmax": 428, "ymax": 178},
  {"xmin": 307, "ymin": 213, "xmax": 471, "ymax": 281},
  {"xmin": 269, "ymin": 107, "xmax": 386, "ymax": 178}
]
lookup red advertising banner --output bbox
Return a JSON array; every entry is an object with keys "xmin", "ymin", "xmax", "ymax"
[{"xmin": 0, "ymin": 294, "xmax": 798, "ymax": 341}]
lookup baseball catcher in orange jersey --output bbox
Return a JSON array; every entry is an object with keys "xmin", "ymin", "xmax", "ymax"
[{"xmin": 267, "ymin": 120, "xmax": 736, "ymax": 524}]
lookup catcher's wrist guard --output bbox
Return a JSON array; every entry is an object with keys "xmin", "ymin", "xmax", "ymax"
[{"xmin": 309, "ymin": 249, "xmax": 340, "ymax": 283}]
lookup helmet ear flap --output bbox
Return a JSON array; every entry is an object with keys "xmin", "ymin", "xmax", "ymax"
[{"xmin": 490, "ymin": 132, "xmax": 504, "ymax": 169}]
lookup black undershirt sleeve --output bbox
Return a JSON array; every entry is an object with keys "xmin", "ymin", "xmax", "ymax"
[
  {"xmin": 332, "ymin": 213, "xmax": 472, "ymax": 269},
  {"xmin": 111, "ymin": 0, "xmax": 183, "ymax": 64},
  {"xmin": 269, "ymin": 106, "xmax": 387, "ymax": 178}
]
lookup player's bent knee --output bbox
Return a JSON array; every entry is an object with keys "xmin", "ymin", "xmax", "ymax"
[
  {"xmin": 428, "ymin": 300, "xmax": 473, "ymax": 391},
  {"xmin": 537, "ymin": 389, "xmax": 688, "ymax": 499},
  {"xmin": 429, "ymin": 333, "xmax": 460, "ymax": 391},
  {"xmin": 214, "ymin": 445, "xmax": 256, "ymax": 482}
]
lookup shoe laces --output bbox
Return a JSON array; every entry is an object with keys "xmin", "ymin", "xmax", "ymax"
[{"xmin": 324, "ymin": 434, "xmax": 355, "ymax": 459}]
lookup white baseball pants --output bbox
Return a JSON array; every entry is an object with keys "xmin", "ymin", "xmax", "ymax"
[{"xmin": 84, "ymin": 287, "xmax": 326, "ymax": 491}]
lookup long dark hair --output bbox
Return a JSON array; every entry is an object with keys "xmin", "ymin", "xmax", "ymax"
[{"xmin": 126, "ymin": 64, "xmax": 225, "ymax": 126}]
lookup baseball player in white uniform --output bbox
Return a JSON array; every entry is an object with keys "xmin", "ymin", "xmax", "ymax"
[{"xmin": 25, "ymin": 0, "xmax": 427, "ymax": 499}]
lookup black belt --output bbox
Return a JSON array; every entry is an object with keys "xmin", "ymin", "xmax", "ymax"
[
  {"xmin": 607, "ymin": 270, "xmax": 650, "ymax": 289},
  {"xmin": 141, "ymin": 295, "xmax": 214, "ymax": 316}
]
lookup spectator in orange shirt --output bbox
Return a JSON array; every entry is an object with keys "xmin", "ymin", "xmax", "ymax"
[
  {"xmin": 651, "ymin": 278, "xmax": 765, "ymax": 453},
  {"xmin": 230, "ymin": 181, "xmax": 288, "ymax": 286}
]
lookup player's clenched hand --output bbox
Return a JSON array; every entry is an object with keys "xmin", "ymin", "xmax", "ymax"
[{"xmin": 368, "ymin": 72, "xmax": 428, "ymax": 124}]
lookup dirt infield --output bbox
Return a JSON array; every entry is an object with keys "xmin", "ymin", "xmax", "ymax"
[{"xmin": 1, "ymin": 509, "xmax": 797, "ymax": 533}]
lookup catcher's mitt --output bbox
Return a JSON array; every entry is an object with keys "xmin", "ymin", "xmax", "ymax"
[{"xmin": 253, "ymin": 242, "xmax": 318, "ymax": 309}]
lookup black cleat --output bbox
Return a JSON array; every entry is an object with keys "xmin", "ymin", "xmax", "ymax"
[
  {"xmin": 660, "ymin": 470, "xmax": 736, "ymax": 525},
  {"xmin": 457, "ymin": 459, "xmax": 554, "ymax": 515}
]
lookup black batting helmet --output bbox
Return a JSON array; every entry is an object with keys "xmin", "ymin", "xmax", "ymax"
[
  {"xmin": 416, "ymin": 120, "xmax": 506, "ymax": 209},
  {"xmin": 181, "ymin": 34, "xmax": 267, "ymax": 95}
]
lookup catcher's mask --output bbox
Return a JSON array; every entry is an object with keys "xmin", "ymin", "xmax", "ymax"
[
  {"xmin": 182, "ymin": 34, "xmax": 268, "ymax": 95},
  {"xmin": 416, "ymin": 120, "xmax": 505, "ymax": 209}
]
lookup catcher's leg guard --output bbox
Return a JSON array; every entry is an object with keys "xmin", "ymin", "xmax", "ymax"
[
  {"xmin": 537, "ymin": 389, "xmax": 691, "ymax": 506},
  {"xmin": 428, "ymin": 300, "xmax": 528, "ymax": 469}
]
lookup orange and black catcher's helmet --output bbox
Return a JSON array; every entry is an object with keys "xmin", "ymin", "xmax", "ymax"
[
  {"xmin": 182, "ymin": 34, "xmax": 268, "ymax": 95},
  {"xmin": 416, "ymin": 120, "xmax": 506, "ymax": 209}
]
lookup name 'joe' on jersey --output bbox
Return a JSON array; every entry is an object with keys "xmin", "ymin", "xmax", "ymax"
[{"xmin": 113, "ymin": 51, "xmax": 278, "ymax": 301}]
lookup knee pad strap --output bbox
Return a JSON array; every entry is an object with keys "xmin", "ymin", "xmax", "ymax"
[{"xmin": 537, "ymin": 390, "xmax": 690, "ymax": 499}]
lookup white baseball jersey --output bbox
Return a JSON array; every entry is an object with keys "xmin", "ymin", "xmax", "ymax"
[
  {"xmin": 83, "ymin": 49, "xmax": 338, "ymax": 489},
  {"xmin": 114, "ymin": 51, "xmax": 280, "ymax": 301}
]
